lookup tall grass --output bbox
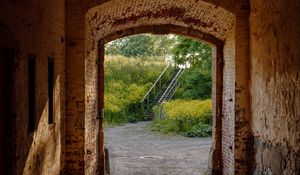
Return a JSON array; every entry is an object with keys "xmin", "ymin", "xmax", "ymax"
[{"xmin": 104, "ymin": 56, "xmax": 169, "ymax": 126}]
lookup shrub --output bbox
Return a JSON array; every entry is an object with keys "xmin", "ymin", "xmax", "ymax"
[
  {"xmin": 152, "ymin": 99, "xmax": 212, "ymax": 137},
  {"xmin": 174, "ymin": 67, "xmax": 212, "ymax": 100}
]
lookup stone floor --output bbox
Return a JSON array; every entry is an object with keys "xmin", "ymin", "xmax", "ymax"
[{"xmin": 105, "ymin": 121, "xmax": 212, "ymax": 175}]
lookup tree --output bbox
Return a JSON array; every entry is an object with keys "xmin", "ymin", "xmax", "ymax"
[
  {"xmin": 171, "ymin": 36, "xmax": 212, "ymax": 71},
  {"xmin": 105, "ymin": 34, "xmax": 176, "ymax": 58},
  {"xmin": 151, "ymin": 35, "xmax": 176, "ymax": 58},
  {"xmin": 171, "ymin": 36, "xmax": 212, "ymax": 100},
  {"xmin": 105, "ymin": 34, "xmax": 155, "ymax": 57},
  {"xmin": 175, "ymin": 68, "xmax": 212, "ymax": 100}
]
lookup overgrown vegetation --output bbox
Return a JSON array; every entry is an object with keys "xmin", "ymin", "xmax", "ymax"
[
  {"xmin": 104, "ymin": 34, "xmax": 213, "ymax": 137},
  {"xmin": 104, "ymin": 56, "xmax": 170, "ymax": 126},
  {"xmin": 152, "ymin": 99, "xmax": 212, "ymax": 137}
]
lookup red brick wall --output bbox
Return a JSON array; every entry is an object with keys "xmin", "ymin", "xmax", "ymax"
[{"xmin": 65, "ymin": 0, "xmax": 87, "ymax": 174}]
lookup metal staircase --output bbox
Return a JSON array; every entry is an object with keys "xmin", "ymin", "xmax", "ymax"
[{"xmin": 140, "ymin": 64, "xmax": 185, "ymax": 119}]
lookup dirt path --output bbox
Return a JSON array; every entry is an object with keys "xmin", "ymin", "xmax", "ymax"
[{"xmin": 104, "ymin": 121, "xmax": 212, "ymax": 175}]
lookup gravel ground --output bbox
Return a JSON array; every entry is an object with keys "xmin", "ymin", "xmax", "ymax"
[{"xmin": 104, "ymin": 121, "xmax": 212, "ymax": 175}]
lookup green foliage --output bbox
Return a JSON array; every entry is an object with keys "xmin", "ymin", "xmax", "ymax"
[
  {"xmin": 104, "ymin": 56, "xmax": 169, "ymax": 126},
  {"xmin": 174, "ymin": 67, "xmax": 212, "ymax": 100},
  {"xmin": 151, "ymin": 35, "xmax": 176, "ymax": 57},
  {"xmin": 152, "ymin": 99, "xmax": 212, "ymax": 137},
  {"xmin": 105, "ymin": 34, "xmax": 175, "ymax": 58},
  {"xmin": 104, "ymin": 34, "xmax": 213, "ymax": 136},
  {"xmin": 171, "ymin": 36, "xmax": 212, "ymax": 69},
  {"xmin": 105, "ymin": 34, "xmax": 212, "ymax": 71},
  {"xmin": 105, "ymin": 34, "xmax": 213, "ymax": 101},
  {"xmin": 105, "ymin": 56, "xmax": 167, "ymax": 84},
  {"xmin": 170, "ymin": 36, "xmax": 212, "ymax": 100}
]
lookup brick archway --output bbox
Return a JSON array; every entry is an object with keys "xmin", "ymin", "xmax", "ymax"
[
  {"xmin": 95, "ymin": 25, "xmax": 224, "ymax": 175},
  {"xmin": 85, "ymin": 0, "xmax": 235, "ymax": 52},
  {"xmin": 66, "ymin": 0, "xmax": 251, "ymax": 174}
]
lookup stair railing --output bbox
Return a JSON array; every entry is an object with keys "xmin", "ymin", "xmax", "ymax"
[
  {"xmin": 140, "ymin": 63, "xmax": 172, "ymax": 105},
  {"xmin": 168, "ymin": 82, "xmax": 181, "ymax": 99},
  {"xmin": 158, "ymin": 68, "xmax": 185, "ymax": 104},
  {"xmin": 164, "ymin": 81, "xmax": 180, "ymax": 101}
]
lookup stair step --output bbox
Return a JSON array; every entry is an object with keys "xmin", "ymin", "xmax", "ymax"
[{"xmin": 141, "ymin": 68, "xmax": 184, "ymax": 119}]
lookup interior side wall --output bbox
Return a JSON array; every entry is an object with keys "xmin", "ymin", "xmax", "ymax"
[
  {"xmin": 0, "ymin": 0, "xmax": 65, "ymax": 174},
  {"xmin": 250, "ymin": 0, "xmax": 300, "ymax": 174}
]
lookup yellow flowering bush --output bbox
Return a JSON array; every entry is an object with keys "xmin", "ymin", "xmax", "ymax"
[
  {"xmin": 162, "ymin": 99, "xmax": 212, "ymax": 122},
  {"xmin": 152, "ymin": 99, "xmax": 212, "ymax": 137}
]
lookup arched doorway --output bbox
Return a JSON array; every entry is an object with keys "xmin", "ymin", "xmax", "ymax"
[
  {"xmin": 96, "ymin": 25, "xmax": 224, "ymax": 175},
  {"xmin": 65, "ymin": 0, "xmax": 251, "ymax": 174}
]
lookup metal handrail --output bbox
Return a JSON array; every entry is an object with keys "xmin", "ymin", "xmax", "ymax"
[
  {"xmin": 158, "ymin": 68, "xmax": 185, "ymax": 104},
  {"xmin": 166, "ymin": 82, "xmax": 180, "ymax": 99},
  {"xmin": 170, "ymin": 82, "xmax": 181, "ymax": 98},
  {"xmin": 140, "ymin": 63, "xmax": 172, "ymax": 103}
]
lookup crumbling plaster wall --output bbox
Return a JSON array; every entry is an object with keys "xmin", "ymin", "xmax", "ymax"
[
  {"xmin": 0, "ymin": 0, "xmax": 65, "ymax": 175},
  {"xmin": 250, "ymin": 0, "xmax": 300, "ymax": 174}
]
